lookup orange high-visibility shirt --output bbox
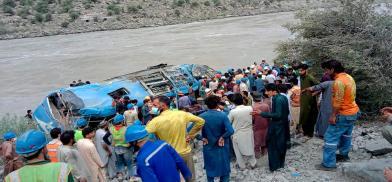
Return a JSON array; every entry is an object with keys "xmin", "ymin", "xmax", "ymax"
[
  {"xmin": 46, "ymin": 140, "xmax": 62, "ymax": 162},
  {"xmin": 332, "ymin": 73, "xmax": 360, "ymax": 115}
]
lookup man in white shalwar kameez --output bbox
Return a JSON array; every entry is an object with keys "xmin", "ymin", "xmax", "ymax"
[
  {"xmin": 95, "ymin": 121, "xmax": 117, "ymax": 179},
  {"xmin": 77, "ymin": 127, "xmax": 106, "ymax": 182},
  {"xmin": 228, "ymin": 93, "xmax": 257, "ymax": 169},
  {"xmin": 58, "ymin": 130, "xmax": 91, "ymax": 182}
]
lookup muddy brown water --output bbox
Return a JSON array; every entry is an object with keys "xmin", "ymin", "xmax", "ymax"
[{"xmin": 0, "ymin": 12, "xmax": 295, "ymax": 115}]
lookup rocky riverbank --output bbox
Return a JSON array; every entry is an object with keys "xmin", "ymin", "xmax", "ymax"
[{"xmin": 0, "ymin": 0, "xmax": 334, "ymax": 39}]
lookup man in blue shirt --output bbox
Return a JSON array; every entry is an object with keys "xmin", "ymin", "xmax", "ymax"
[{"xmin": 125, "ymin": 124, "xmax": 192, "ymax": 182}]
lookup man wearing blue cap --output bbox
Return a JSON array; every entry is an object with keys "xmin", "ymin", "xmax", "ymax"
[
  {"xmin": 103, "ymin": 114, "xmax": 134, "ymax": 180},
  {"xmin": 5, "ymin": 130, "xmax": 73, "ymax": 182},
  {"xmin": 1, "ymin": 132, "xmax": 23, "ymax": 178},
  {"xmin": 125, "ymin": 124, "xmax": 192, "ymax": 182}
]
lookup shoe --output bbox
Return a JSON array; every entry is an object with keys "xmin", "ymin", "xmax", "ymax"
[
  {"xmin": 336, "ymin": 154, "xmax": 350, "ymax": 162},
  {"xmin": 314, "ymin": 164, "xmax": 336, "ymax": 171}
]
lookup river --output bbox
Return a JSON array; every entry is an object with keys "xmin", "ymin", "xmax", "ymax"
[{"xmin": 0, "ymin": 11, "xmax": 295, "ymax": 115}]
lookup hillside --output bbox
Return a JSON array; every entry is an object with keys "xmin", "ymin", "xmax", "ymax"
[{"xmin": 0, "ymin": 0, "xmax": 332, "ymax": 39}]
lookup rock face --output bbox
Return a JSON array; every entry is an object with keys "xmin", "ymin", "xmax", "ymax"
[
  {"xmin": 341, "ymin": 158, "xmax": 392, "ymax": 182},
  {"xmin": 365, "ymin": 139, "xmax": 392, "ymax": 156}
]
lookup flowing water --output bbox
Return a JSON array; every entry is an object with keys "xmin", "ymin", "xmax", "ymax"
[{"xmin": 0, "ymin": 11, "xmax": 295, "ymax": 114}]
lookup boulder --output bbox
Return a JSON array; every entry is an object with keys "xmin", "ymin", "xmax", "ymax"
[
  {"xmin": 365, "ymin": 139, "xmax": 392, "ymax": 156},
  {"xmin": 341, "ymin": 158, "xmax": 392, "ymax": 182}
]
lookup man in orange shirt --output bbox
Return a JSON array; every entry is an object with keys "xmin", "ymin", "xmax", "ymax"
[{"xmin": 316, "ymin": 59, "xmax": 360, "ymax": 171}]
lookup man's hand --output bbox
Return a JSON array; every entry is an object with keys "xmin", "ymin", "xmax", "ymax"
[
  {"xmin": 186, "ymin": 136, "xmax": 192, "ymax": 143},
  {"xmin": 250, "ymin": 111, "xmax": 260, "ymax": 116},
  {"xmin": 202, "ymin": 138, "xmax": 208, "ymax": 145},
  {"xmin": 301, "ymin": 88, "xmax": 312, "ymax": 93},
  {"xmin": 218, "ymin": 137, "xmax": 224, "ymax": 147},
  {"xmin": 384, "ymin": 167, "xmax": 392, "ymax": 182},
  {"xmin": 328, "ymin": 115, "xmax": 336, "ymax": 125}
]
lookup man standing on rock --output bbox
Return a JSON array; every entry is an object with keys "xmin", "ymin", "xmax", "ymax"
[
  {"xmin": 316, "ymin": 59, "xmax": 360, "ymax": 171},
  {"xmin": 252, "ymin": 83, "xmax": 290, "ymax": 172}
]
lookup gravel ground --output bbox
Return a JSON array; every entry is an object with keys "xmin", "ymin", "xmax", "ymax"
[{"xmin": 2, "ymin": 121, "xmax": 389, "ymax": 181}]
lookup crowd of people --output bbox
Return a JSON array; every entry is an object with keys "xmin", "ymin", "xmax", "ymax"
[{"xmin": 1, "ymin": 58, "xmax": 376, "ymax": 181}]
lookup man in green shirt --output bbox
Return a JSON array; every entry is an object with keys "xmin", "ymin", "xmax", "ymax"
[
  {"xmin": 5, "ymin": 130, "xmax": 73, "ymax": 182},
  {"xmin": 299, "ymin": 64, "xmax": 319, "ymax": 139},
  {"xmin": 252, "ymin": 83, "xmax": 290, "ymax": 171}
]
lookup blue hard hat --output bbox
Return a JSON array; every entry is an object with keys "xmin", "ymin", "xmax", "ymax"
[
  {"xmin": 127, "ymin": 103, "xmax": 134, "ymax": 110},
  {"xmin": 16, "ymin": 130, "xmax": 47, "ymax": 154},
  {"xmin": 76, "ymin": 118, "xmax": 88, "ymax": 128},
  {"xmin": 125, "ymin": 125, "xmax": 148, "ymax": 143},
  {"xmin": 235, "ymin": 80, "xmax": 241, "ymax": 85},
  {"xmin": 3, "ymin": 132, "xmax": 16, "ymax": 140},
  {"xmin": 112, "ymin": 114, "xmax": 125, "ymax": 125},
  {"xmin": 241, "ymin": 77, "xmax": 248, "ymax": 82}
]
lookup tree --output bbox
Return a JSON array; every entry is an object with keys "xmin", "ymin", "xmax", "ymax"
[{"xmin": 274, "ymin": 0, "xmax": 392, "ymax": 115}]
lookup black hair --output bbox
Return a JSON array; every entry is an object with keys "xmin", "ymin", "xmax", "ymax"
[
  {"xmin": 157, "ymin": 96, "xmax": 171, "ymax": 107},
  {"xmin": 288, "ymin": 68, "xmax": 293, "ymax": 71},
  {"xmin": 299, "ymin": 64, "xmax": 309, "ymax": 70},
  {"xmin": 60, "ymin": 130, "xmax": 75, "ymax": 145},
  {"xmin": 82, "ymin": 127, "xmax": 94, "ymax": 138},
  {"xmin": 123, "ymin": 96, "xmax": 130, "ymax": 100},
  {"xmin": 289, "ymin": 78, "xmax": 299, "ymax": 85},
  {"xmin": 204, "ymin": 95, "xmax": 221, "ymax": 109},
  {"xmin": 23, "ymin": 148, "xmax": 43, "ymax": 160},
  {"xmin": 242, "ymin": 91, "xmax": 249, "ymax": 96},
  {"xmin": 265, "ymin": 83, "xmax": 278, "ymax": 92},
  {"xmin": 323, "ymin": 59, "xmax": 345, "ymax": 73},
  {"xmin": 86, "ymin": 81, "xmax": 91, "ymax": 84},
  {"xmin": 131, "ymin": 99, "xmax": 138, "ymax": 104},
  {"xmin": 27, "ymin": 110, "xmax": 32, "ymax": 114},
  {"xmin": 277, "ymin": 84, "xmax": 288, "ymax": 93},
  {"xmin": 321, "ymin": 61, "xmax": 328, "ymax": 69},
  {"xmin": 231, "ymin": 93, "xmax": 244, "ymax": 105},
  {"xmin": 50, "ymin": 127, "xmax": 62, "ymax": 139},
  {"xmin": 267, "ymin": 70, "xmax": 272, "ymax": 74}
]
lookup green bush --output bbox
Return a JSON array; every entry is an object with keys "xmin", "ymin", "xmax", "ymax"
[
  {"xmin": 190, "ymin": 1, "xmax": 199, "ymax": 8},
  {"xmin": 127, "ymin": 5, "xmax": 138, "ymax": 13},
  {"xmin": 203, "ymin": 1, "xmax": 210, "ymax": 6},
  {"xmin": 212, "ymin": 0, "xmax": 221, "ymax": 6},
  {"xmin": 44, "ymin": 13, "xmax": 52, "ymax": 21},
  {"xmin": 35, "ymin": 0, "xmax": 49, "ymax": 13},
  {"xmin": 35, "ymin": 13, "xmax": 44, "ymax": 22},
  {"xmin": 107, "ymin": 3, "xmax": 121, "ymax": 16},
  {"xmin": 61, "ymin": 0, "xmax": 73, "ymax": 13},
  {"xmin": 69, "ymin": 10, "xmax": 80, "ymax": 20},
  {"xmin": 274, "ymin": 0, "xmax": 392, "ymax": 115},
  {"xmin": 0, "ymin": 114, "xmax": 37, "ymax": 141},
  {"xmin": 174, "ymin": 9, "xmax": 180, "ymax": 16},
  {"xmin": 2, "ymin": 0, "xmax": 16, "ymax": 8},
  {"xmin": 0, "ymin": 22, "xmax": 10, "ymax": 35},
  {"xmin": 2, "ymin": 5, "xmax": 14, "ymax": 15},
  {"xmin": 61, "ymin": 21, "xmax": 69, "ymax": 27},
  {"xmin": 173, "ymin": 0, "xmax": 185, "ymax": 7},
  {"xmin": 82, "ymin": 0, "xmax": 92, "ymax": 9},
  {"xmin": 20, "ymin": 0, "xmax": 34, "ymax": 6},
  {"xmin": 17, "ymin": 7, "xmax": 30, "ymax": 19}
]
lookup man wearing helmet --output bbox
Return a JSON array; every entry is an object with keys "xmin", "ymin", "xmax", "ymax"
[
  {"xmin": 5, "ymin": 130, "xmax": 73, "ymax": 182},
  {"xmin": 1, "ymin": 132, "xmax": 23, "ymax": 178},
  {"xmin": 125, "ymin": 124, "xmax": 192, "ymax": 182},
  {"xmin": 103, "ymin": 114, "xmax": 134, "ymax": 180}
]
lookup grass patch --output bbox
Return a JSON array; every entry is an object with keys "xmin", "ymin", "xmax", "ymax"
[{"xmin": 107, "ymin": 3, "xmax": 121, "ymax": 16}]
